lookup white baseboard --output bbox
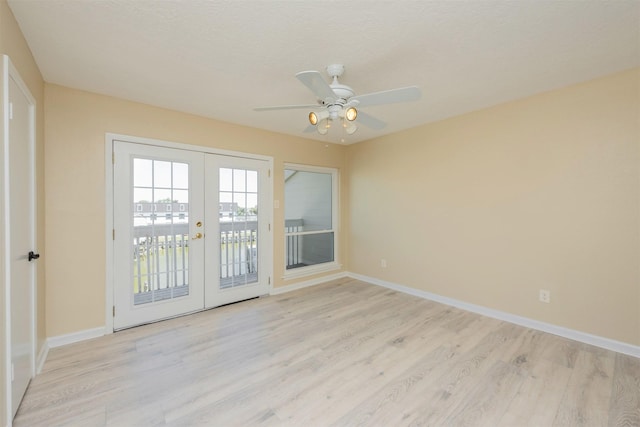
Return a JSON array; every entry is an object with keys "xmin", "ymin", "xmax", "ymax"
[
  {"xmin": 37, "ymin": 273, "xmax": 639, "ymax": 360},
  {"xmin": 348, "ymin": 272, "xmax": 640, "ymax": 359},
  {"xmin": 36, "ymin": 341, "xmax": 49, "ymax": 374},
  {"xmin": 43, "ymin": 274, "xmax": 349, "ymax": 354},
  {"xmin": 47, "ymin": 327, "xmax": 106, "ymax": 349},
  {"xmin": 270, "ymin": 271, "xmax": 348, "ymax": 295}
]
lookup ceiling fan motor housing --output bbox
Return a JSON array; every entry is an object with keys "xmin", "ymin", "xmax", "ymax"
[
  {"xmin": 327, "ymin": 104, "xmax": 342, "ymax": 120},
  {"xmin": 328, "ymin": 83, "xmax": 354, "ymax": 102}
]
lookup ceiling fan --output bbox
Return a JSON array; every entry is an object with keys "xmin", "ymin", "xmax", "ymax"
[{"xmin": 254, "ymin": 64, "xmax": 421, "ymax": 136}]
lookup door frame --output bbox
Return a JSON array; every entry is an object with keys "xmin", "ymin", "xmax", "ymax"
[
  {"xmin": 2, "ymin": 55, "xmax": 37, "ymax": 427},
  {"xmin": 104, "ymin": 133, "xmax": 273, "ymax": 333}
]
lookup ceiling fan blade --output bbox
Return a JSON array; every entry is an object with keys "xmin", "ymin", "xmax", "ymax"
[
  {"xmin": 357, "ymin": 111, "xmax": 386, "ymax": 130},
  {"xmin": 351, "ymin": 86, "xmax": 421, "ymax": 107},
  {"xmin": 296, "ymin": 71, "xmax": 338, "ymax": 104},
  {"xmin": 303, "ymin": 124, "xmax": 316, "ymax": 133},
  {"xmin": 254, "ymin": 104, "xmax": 319, "ymax": 111}
]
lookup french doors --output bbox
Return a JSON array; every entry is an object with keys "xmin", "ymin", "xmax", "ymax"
[{"xmin": 113, "ymin": 141, "xmax": 270, "ymax": 330}]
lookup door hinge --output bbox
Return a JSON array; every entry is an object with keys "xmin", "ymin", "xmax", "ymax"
[
  {"xmin": 268, "ymin": 169, "xmax": 271, "ymax": 178},
  {"xmin": 113, "ymin": 306, "xmax": 115, "ymax": 317},
  {"xmin": 268, "ymin": 276, "xmax": 271, "ymax": 285},
  {"xmin": 268, "ymin": 223, "xmax": 271, "ymax": 231},
  {"xmin": 112, "ymin": 229, "xmax": 115, "ymax": 240},
  {"xmin": 9, "ymin": 102, "xmax": 13, "ymax": 120},
  {"xmin": 112, "ymin": 152, "xmax": 115, "ymax": 164}
]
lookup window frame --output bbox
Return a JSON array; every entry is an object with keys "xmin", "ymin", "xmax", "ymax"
[{"xmin": 283, "ymin": 163, "xmax": 340, "ymax": 279}]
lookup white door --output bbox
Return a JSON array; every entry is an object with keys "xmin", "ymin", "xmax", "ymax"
[
  {"xmin": 4, "ymin": 56, "xmax": 36, "ymax": 420},
  {"xmin": 113, "ymin": 141, "xmax": 270, "ymax": 329},
  {"xmin": 113, "ymin": 142, "xmax": 205, "ymax": 329},
  {"xmin": 204, "ymin": 156, "xmax": 270, "ymax": 308}
]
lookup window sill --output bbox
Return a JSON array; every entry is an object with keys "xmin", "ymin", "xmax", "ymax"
[{"xmin": 282, "ymin": 262, "xmax": 342, "ymax": 281}]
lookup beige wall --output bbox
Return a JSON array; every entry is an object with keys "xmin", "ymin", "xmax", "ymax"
[
  {"xmin": 0, "ymin": 2, "xmax": 636, "ymax": 422},
  {"xmin": 3, "ymin": 6, "xmax": 638, "ymax": 412},
  {"xmin": 348, "ymin": 68, "xmax": 640, "ymax": 346},
  {"xmin": 0, "ymin": 0, "xmax": 46, "ymax": 422},
  {"xmin": 44, "ymin": 84, "xmax": 348, "ymax": 337}
]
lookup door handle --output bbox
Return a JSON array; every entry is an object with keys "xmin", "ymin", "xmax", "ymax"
[
  {"xmin": 192, "ymin": 232, "xmax": 203, "ymax": 240},
  {"xmin": 28, "ymin": 251, "xmax": 40, "ymax": 262}
]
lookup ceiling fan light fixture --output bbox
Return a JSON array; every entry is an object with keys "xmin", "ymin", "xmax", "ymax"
[
  {"xmin": 345, "ymin": 106, "xmax": 358, "ymax": 121},
  {"xmin": 345, "ymin": 123, "xmax": 358, "ymax": 135},
  {"xmin": 343, "ymin": 118, "xmax": 358, "ymax": 135},
  {"xmin": 309, "ymin": 112, "xmax": 318, "ymax": 125},
  {"xmin": 317, "ymin": 118, "xmax": 330, "ymax": 135}
]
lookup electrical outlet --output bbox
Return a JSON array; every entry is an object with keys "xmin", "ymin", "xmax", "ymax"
[
  {"xmin": 381, "ymin": 259, "xmax": 387, "ymax": 268},
  {"xmin": 539, "ymin": 289, "xmax": 551, "ymax": 304}
]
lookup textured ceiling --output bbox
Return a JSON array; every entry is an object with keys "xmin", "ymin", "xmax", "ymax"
[{"xmin": 7, "ymin": 0, "xmax": 640, "ymax": 144}]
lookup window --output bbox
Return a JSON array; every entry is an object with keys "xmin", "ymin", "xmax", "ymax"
[{"xmin": 284, "ymin": 164, "xmax": 339, "ymax": 277}]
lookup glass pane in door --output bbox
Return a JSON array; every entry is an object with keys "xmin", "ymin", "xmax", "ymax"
[
  {"xmin": 132, "ymin": 158, "xmax": 190, "ymax": 305},
  {"xmin": 219, "ymin": 168, "xmax": 258, "ymax": 288}
]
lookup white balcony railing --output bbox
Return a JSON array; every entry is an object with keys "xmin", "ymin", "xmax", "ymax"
[
  {"xmin": 131, "ymin": 219, "xmax": 303, "ymax": 304},
  {"xmin": 285, "ymin": 218, "xmax": 304, "ymax": 269}
]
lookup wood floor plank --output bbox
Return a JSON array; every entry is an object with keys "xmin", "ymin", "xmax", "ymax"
[
  {"xmin": 394, "ymin": 322, "xmax": 526, "ymax": 426},
  {"xmin": 13, "ymin": 278, "xmax": 639, "ymax": 427},
  {"xmin": 498, "ymin": 358, "xmax": 573, "ymax": 426},
  {"xmin": 272, "ymin": 318, "xmax": 453, "ymax": 425},
  {"xmin": 553, "ymin": 349, "xmax": 616, "ymax": 426},
  {"xmin": 437, "ymin": 360, "xmax": 526, "ymax": 426},
  {"xmin": 330, "ymin": 344, "xmax": 457, "ymax": 426},
  {"xmin": 608, "ymin": 353, "xmax": 640, "ymax": 427}
]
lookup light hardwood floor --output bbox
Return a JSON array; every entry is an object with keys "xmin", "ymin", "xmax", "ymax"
[{"xmin": 14, "ymin": 278, "xmax": 640, "ymax": 426}]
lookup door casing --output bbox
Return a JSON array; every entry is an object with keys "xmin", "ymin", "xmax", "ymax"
[{"xmin": 105, "ymin": 133, "xmax": 273, "ymax": 332}]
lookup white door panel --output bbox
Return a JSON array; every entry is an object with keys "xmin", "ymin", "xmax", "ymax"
[
  {"xmin": 205, "ymin": 156, "xmax": 270, "ymax": 308},
  {"xmin": 4, "ymin": 55, "xmax": 36, "ymax": 421},
  {"xmin": 113, "ymin": 142, "xmax": 205, "ymax": 329}
]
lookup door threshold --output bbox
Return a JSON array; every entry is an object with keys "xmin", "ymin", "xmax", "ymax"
[{"xmin": 114, "ymin": 296, "xmax": 261, "ymax": 332}]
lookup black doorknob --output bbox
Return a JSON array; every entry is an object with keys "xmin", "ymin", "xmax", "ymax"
[{"xmin": 28, "ymin": 251, "xmax": 40, "ymax": 262}]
